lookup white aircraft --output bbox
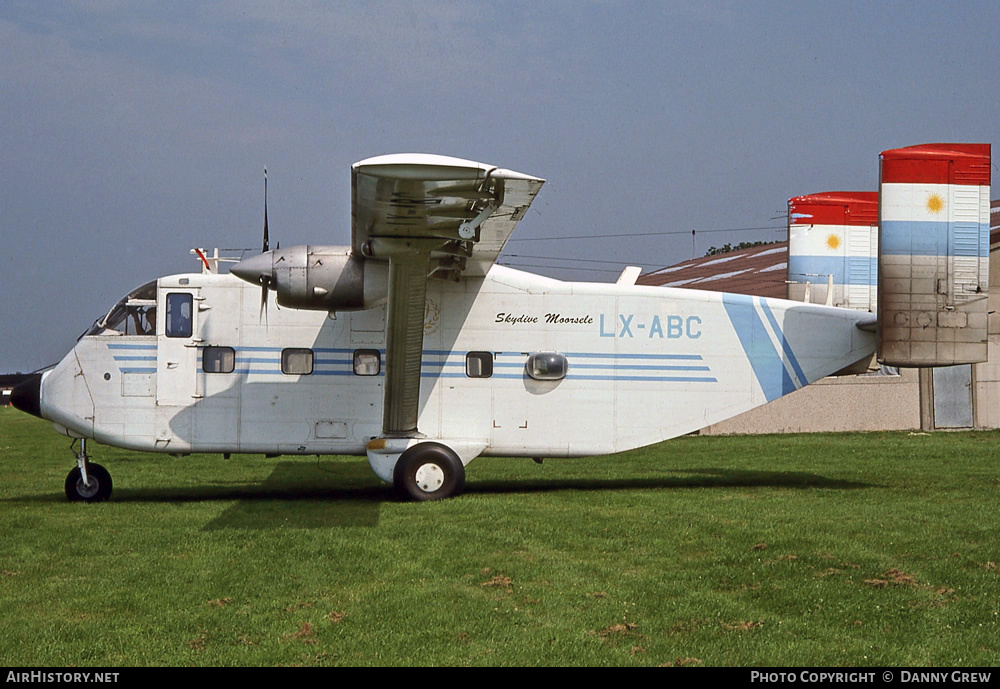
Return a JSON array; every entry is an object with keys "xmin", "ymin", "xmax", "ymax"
[{"xmin": 11, "ymin": 144, "xmax": 991, "ymax": 502}]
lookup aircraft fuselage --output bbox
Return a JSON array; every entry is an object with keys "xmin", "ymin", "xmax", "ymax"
[{"xmin": 34, "ymin": 265, "xmax": 876, "ymax": 463}]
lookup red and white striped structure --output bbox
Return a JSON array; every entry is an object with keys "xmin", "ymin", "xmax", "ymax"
[
  {"xmin": 787, "ymin": 192, "xmax": 879, "ymax": 310},
  {"xmin": 878, "ymin": 143, "xmax": 991, "ymax": 366}
]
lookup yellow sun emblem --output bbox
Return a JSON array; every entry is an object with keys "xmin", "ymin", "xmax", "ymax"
[
  {"xmin": 826, "ymin": 234, "xmax": 841, "ymax": 250},
  {"xmin": 927, "ymin": 194, "xmax": 944, "ymax": 214}
]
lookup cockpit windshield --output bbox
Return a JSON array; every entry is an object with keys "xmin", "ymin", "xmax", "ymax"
[{"xmin": 85, "ymin": 280, "xmax": 158, "ymax": 337}]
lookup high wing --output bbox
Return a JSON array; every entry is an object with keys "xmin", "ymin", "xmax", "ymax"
[
  {"xmin": 352, "ymin": 153, "xmax": 545, "ymax": 278},
  {"xmin": 351, "ymin": 154, "xmax": 544, "ymax": 436}
]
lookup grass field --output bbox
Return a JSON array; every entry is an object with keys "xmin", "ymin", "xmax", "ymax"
[{"xmin": 1, "ymin": 406, "xmax": 998, "ymax": 667}]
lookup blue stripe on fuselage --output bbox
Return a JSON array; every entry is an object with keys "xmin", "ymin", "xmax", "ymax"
[
  {"xmin": 722, "ymin": 293, "xmax": 797, "ymax": 402},
  {"xmin": 757, "ymin": 297, "xmax": 809, "ymax": 387}
]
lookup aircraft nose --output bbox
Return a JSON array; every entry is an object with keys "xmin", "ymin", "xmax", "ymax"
[
  {"xmin": 10, "ymin": 373, "xmax": 43, "ymax": 419},
  {"xmin": 231, "ymin": 252, "xmax": 273, "ymax": 285}
]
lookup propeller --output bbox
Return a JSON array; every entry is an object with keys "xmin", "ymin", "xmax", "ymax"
[
  {"xmin": 263, "ymin": 168, "xmax": 269, "ymax": 253},
  {"xmin": 259, "ymin": 167, "xmax": 271, "ymax": 319},
  {"xmin": 231, "ymin": 168, "xmax": 277, "ymax": 322}
]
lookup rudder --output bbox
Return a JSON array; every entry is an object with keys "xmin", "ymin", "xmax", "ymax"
[{"xmin": 877, "ymin": 143, "xmax": 991, "ymax": 367}]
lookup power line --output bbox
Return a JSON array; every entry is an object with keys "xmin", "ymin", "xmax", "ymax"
[
  {"xmin": 502, "ymin": 253, "xmax": 654, "ymax": 266},
  {"xmin": 497, "ymin": 261, "xmax": 622, "ymax": 274},
  {"xmin": 507, "ymin": 224, "xmax": 785, "ymax": 242}
]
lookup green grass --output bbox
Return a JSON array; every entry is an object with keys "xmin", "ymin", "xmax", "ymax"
[{"xmin": 1, "ymin": 406, "xmax": 998, "ymax": 666}]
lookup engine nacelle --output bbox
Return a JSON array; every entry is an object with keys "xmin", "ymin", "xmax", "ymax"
[{"xmin": 232, "ymin": 245, "xmax": 388, "ymax": 312}]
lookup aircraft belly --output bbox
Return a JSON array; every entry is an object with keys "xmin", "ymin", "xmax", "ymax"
[
  {"xmin": 237, "ymin": 378, "xmax": 369, "ymax": 454},
  {"xmin": 157, "ymin": 405, "xmax": 192, "ymax": 452},
  {"xmin": 95, "ymin": 400, "xmax": 156, "ymax": 451},
  {"xmin": 490, "ymin": 380, "xmax": 614, "ymax": 457},
  {"xmin": 191, "ymin": 398, "xmax": 240, "ymax": 451},
  {"xmin": 437, "ymin": 383, "xmax": 488, "ymax": 443}
]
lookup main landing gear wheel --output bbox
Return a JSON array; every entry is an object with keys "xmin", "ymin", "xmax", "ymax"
[
  {"xmin": 65, "ymin": 463, "xmax": 113, "ymax": 503},
  {"xmin": 393, "ymin": 443, "xmax": 466, "ymax": 502}
]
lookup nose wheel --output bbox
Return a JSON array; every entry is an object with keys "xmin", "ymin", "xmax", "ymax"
[{"xmin": 65, "ymin": 438, "xmax": 113, "ymax": 502}]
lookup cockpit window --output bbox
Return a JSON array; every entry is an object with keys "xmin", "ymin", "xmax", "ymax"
[{"xmin": 85, "ymin": 281, "xmax": 157, "ymax": 337}]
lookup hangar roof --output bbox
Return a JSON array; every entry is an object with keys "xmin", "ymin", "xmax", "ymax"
[
  {"xmin": 639, "ymin": 199, "xmax": 1000, "ymax": 298},
  {"xmin": 636, "ymin": 242, "xmax": 789, "ymax": 297}
]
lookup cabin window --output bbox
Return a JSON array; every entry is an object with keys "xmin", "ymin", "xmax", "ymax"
[
  {"xmin": 466, "ymin": 352, "xmax": 493, "ymax": 378},
  {"xmin": 281, "ymin": 348, "xmax": 314, "ymax": 375},
  {"xmin": 165, "ymin": 293, "xmax": 193, "ymax": 338},
  {"xmin": 525, "ymin": 352, "xmax": 568, "ymax": 381},
  {"xmin": 353, "ymin": 349, "xmax": 381, "ymax": 376},
  {"xmin": 202, "ymin": 346, "xmax": 235, "ymax": 374}
]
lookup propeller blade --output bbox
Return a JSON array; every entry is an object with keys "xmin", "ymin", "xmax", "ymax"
[
  {"xmin": 263, "ymin": 167, "xmax": 269, "ymax": 253},
  {"xmin": 261, "ymin": 168, "xmax": 270, "ymax": 322}
]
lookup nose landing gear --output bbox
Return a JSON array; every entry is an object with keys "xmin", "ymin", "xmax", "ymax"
[{"xmin": 65, "ymin": 438, "xmax": 113, "ymax": 503}]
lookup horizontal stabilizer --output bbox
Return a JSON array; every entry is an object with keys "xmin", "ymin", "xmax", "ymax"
[{"xmin": 877, "ymin": 143, "xmax": 991, "ymax": 367}]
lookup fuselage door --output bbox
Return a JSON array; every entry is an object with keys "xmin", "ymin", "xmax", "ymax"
[{"xmin": 156, "ymin": 287, "xmax": 201, "ymax": 407}]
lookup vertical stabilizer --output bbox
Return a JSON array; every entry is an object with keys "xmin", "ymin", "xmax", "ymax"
[
  {"xmin": 787, "ymin": 192, "xmax": 879, "ymax": 310},
  {"xmin": 877, "ymin": 143, "xmax": 991, "ymax": 366}
]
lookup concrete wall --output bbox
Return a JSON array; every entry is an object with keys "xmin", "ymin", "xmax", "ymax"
[
  {"xmin": 699, "ymin": 366, "xmax": 921, "ymax": 435},
  {"xmin": 971, "ymin": 304, "xmax": 1000, "ymax": 429}
]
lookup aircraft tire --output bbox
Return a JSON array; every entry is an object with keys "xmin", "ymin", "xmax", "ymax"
[
  {"xmin": 65, "ymin": 463, "xmax": 113, "ymax": 503},
  {"xmin": 393, "ymin": 442, "xmax": 465, "ymax": 501}
]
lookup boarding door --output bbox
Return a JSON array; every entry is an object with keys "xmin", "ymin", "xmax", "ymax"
[{"xmin": 155, "ymin": 287, "xmax": 201, "ymax": 445}]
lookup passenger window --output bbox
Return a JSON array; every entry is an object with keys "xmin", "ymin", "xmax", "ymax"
[
  {"xmin": 282, "ymin": 348, "xmax": 314, "ymax": 375},
  {"xmin": 353, "ymin": 349, "xmax": 381, "ymax": 376},
  {"xmin": 466, "ymin": 352, "xmax": 493, "ymax": 378},
  {"xmin": 202, "ymin": 346, "xmax": 235, "ymax": 374},
  {"xmin": 165, "ymin": 293, "xmax": 193, "ymax": 338},
  {"xmin": 526, "ymin": 352, "xmax": 568, "ymax": 381}
]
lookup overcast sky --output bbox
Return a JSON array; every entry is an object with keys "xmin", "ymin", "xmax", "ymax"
[{"xmin": 2, "ymin": 1, "xmax": 998, "ymax": 372}]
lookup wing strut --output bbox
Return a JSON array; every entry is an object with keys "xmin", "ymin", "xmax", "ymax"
[
  {"xmin": 382, "ymin": 253, "xmax": 430, "ymax": 435},
  {"xmin": 362, "ymin": 237, "xmax": 445, "ymax": 436}
]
